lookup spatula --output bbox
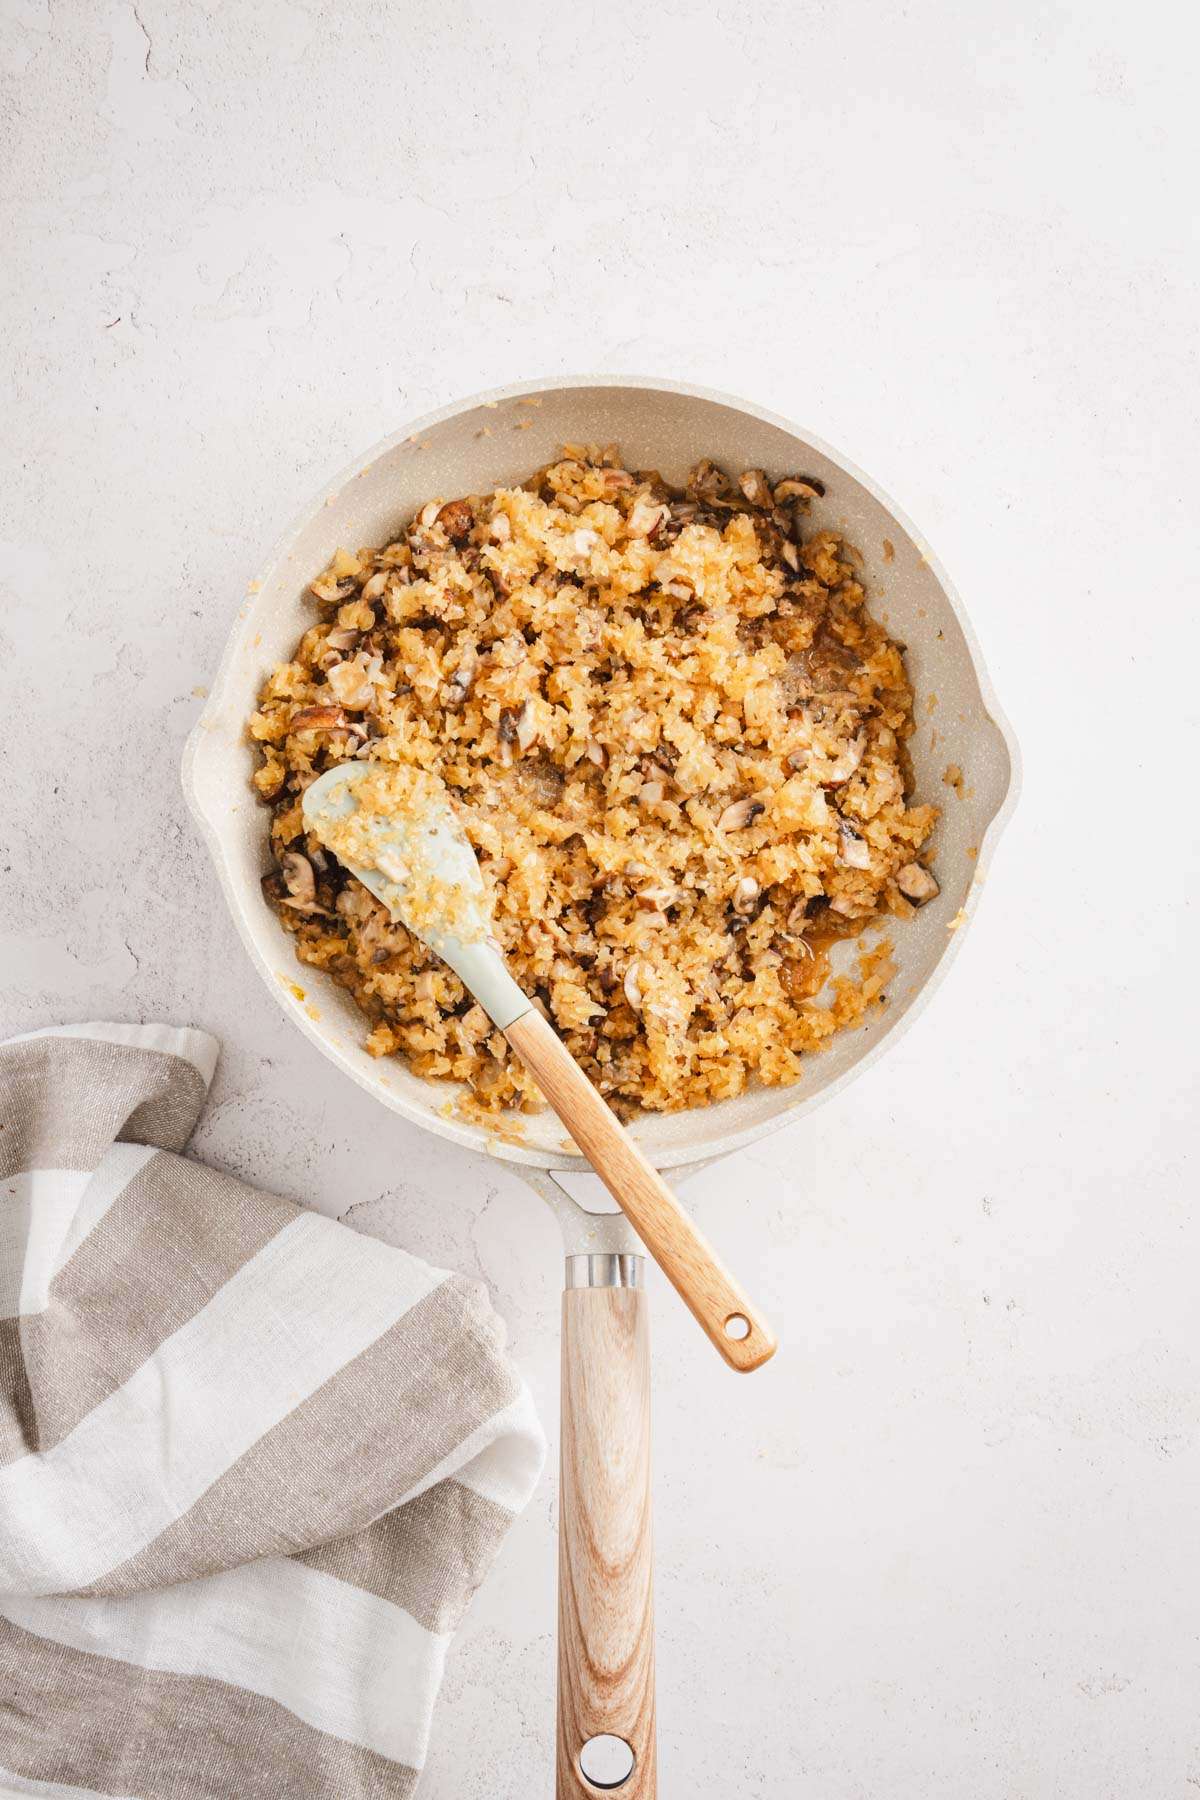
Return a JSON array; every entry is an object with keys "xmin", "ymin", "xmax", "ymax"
[{"xmin": 302, "ymin": 759, "xmax": 776, "ymax": 1373}]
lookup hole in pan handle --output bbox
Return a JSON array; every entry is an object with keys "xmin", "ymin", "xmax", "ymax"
[{"xmin": 579, "ymin": 1733, "xmax": 637, "ymax": 1788}]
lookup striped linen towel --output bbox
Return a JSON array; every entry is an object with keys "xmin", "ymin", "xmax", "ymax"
[{"xmin": 0, "ymin": 1023, "xmax": 545, "ymax": 1799}]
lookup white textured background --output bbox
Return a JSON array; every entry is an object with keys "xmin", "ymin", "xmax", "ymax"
[{"xmin": 3, "ymin": 2, "xmax": 1198, "ymax": 1794}]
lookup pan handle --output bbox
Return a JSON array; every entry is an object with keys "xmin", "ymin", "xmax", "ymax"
[
  {"xmin": 556, "ymin": 1254, "xmax": 656, "ymax": 1799},
  {"xmin": 505, "ymin": 1008, "xmax": 776, "ymax": 1372}
]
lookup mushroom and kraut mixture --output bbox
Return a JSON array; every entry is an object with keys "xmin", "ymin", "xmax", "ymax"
[{"xmin": 250, "ymin": 447, "xmax": 940, "ymax": 1117}]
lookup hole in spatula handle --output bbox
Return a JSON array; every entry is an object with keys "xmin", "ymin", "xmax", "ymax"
[
  {"xmin": 724, "ymin": 1312, "xmax": 751, "ymax": 1341},
  {"xmin": 579, "ymin": 1734, "xmax": 636, "ymax": 1788}
]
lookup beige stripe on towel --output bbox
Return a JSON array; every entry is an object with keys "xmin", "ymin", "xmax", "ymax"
[
  {"xmin": 94, "ymin": 1274, "xmax": 521, "ymax": 1596},
  {"xmin": 0, "ymin": 1320, "xmax": 37, "ymax": 1463},
  {"xmin": 0, "ymin": 1037, "xmax": 207, "ymax": 1181},
  {"xmin": 0, "ymin": 1765, "xmax": 137, "ymax": 1798},
  {"xmin": 299, "ymin": 1477, "xmax": 516, "ymax": 1632},
  {"xmin": 0, "ymin": 1616, "xmax": 420, "ymax": 1800}
]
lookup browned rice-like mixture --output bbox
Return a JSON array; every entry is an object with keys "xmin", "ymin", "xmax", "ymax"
[{"xmin": 250, "ymin": 447, "xmax": 939, "ymax": 1117}]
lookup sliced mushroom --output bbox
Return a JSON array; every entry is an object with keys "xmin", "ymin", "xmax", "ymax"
[
  {"xmin": 583, "ymin": 739, "xmax": 607, "ymax": 768},
  {"xmin": 717, "ymin": 796, "xmax": 767, "ymax": 833},
  {"xmin": 336, "ymin": 883, "xmax": 374, "ymax": 921},
  {"xmin": 773, "ymin": 476, "xmax": 826, "ymax": 504},
  {"xmin": 417, "ymin": 500, "xmax": 441, "ymax": 530},
  {"xmin": 738, "ymin": 468, "xmax": 774, "ymax": 508},
  {"xmin": 275, "ymin": 856, "xmax": 323, "ymax": 914},
  {"xmin": 786, "ymin": 896, "xmax": 812, "ymax": 935},
  {"xmin": 896, "ymin": 863, "xmax": 940, "ymax": 904},
  {"xmin": 414, "ymin": 970, "xmax": 437, "ymax": 1002},
  {"xmin": 623, "ymin": 962, "xmax": 647, "ymax": 1012},
  {"xmin": 360, "ymin": 570, "xmax": 389, "ymax": 602},
  {"xmin": 781, "ymin": 541, "xmax": 800, "ymax": 571},
  {"xmin": 288, "ymin": 704, "xmax": 349, "ymax": 733},
  {"xmin": 281, "ymin": 852, "xmax": 316, "ymax": 904},
  {"xmin": 686, "ymin": 458, "xmax": 737, "ymax": 504},
  {"xmin": 731, "ymin": 875, "xmax": 760, "ymax": 916},
  {"xmin": 837, "ymin": 822, "xmax": 872, "ymax": 869},
  {"xmin": 310, "ymin": 576, "xmax": 357, "ymax": 604},
  {"xmin": 324, "ymin": 627, "xmax": 360, "ymax": 653},
  {"xmin": 631, "ymin": 884, "xmax": 671, "ymax": 915}
]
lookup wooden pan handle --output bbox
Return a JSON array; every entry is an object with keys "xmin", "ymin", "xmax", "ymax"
[
  {"xmin": 557, "ymin": 1268, "xmax": 656, "ymax": 1798},
  {"xmin": 504, "ymin": 1008, "xmax": 776, "ymax": 1373}
]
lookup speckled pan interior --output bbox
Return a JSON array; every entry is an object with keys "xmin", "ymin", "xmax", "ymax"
[{"xmin": 183, "ymin": 377, "xmax": 1018, "ymax": 1171}]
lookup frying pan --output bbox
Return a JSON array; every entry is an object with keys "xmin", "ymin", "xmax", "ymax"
[{"xmin": 183, "ymin": 377, "xmax": 1018, "ymax": 1796}]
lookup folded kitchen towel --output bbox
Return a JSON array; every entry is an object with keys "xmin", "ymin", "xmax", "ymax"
[{"xmin": 0, "ymin": 1023, "xmax": 545, "ymax": 1799}]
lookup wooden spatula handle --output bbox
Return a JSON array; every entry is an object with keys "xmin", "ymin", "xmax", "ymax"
[
  {"xmin": 504, "ymin": 1008, "xmax": 777, "ymax": 1372},
  {"xmin": 557, "ymin": 1266, "xmax": 656, "ymax": 1798}
]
